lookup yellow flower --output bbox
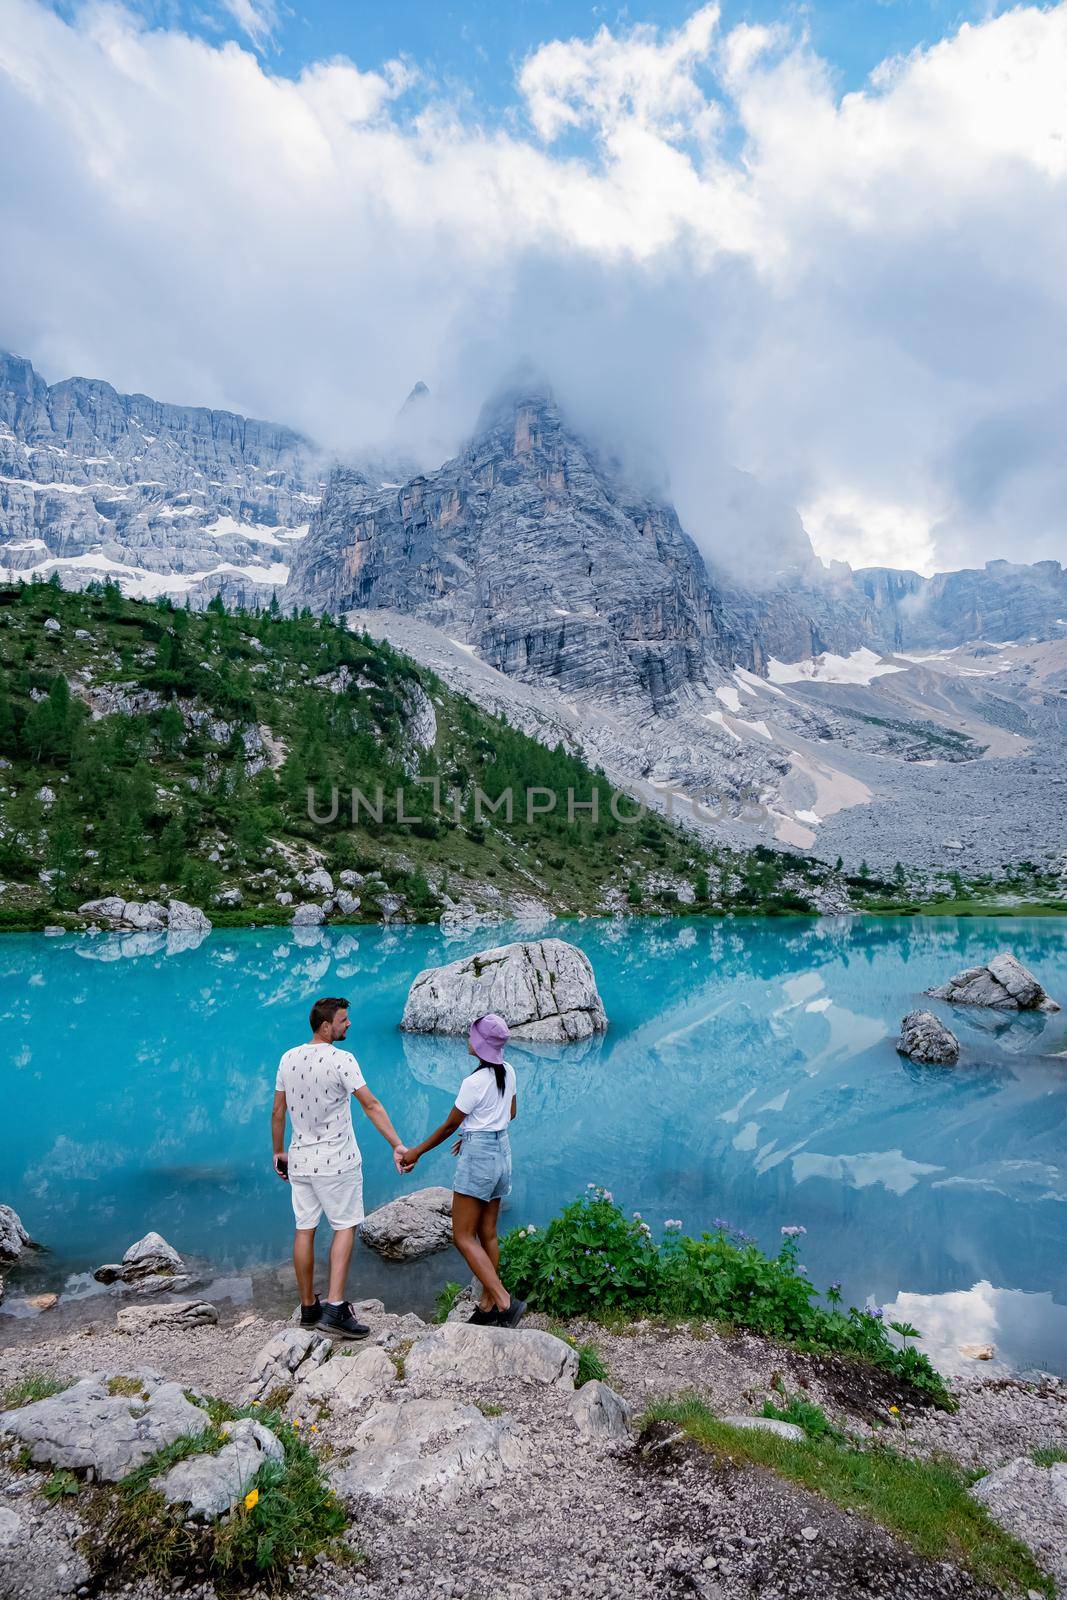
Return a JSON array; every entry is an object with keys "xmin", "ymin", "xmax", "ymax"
[
  {"xmin": 244, "ymin": 1489, "xmax": 259, "ymax": 1511},
  {"xmin": 251, "ymin": 1399, "xmax": 260, "ymax": 1407},
  {"xmin": 310, "ymin": 1423, "xmax": 318, "ymax": 1432},
  {"xmin": 292, "ymin": 1417, "xmax": 301, "ymax": 1428},
  {"xmin": 889, "ymin": 1405, "xmax": 900, "ymax": 1415}
]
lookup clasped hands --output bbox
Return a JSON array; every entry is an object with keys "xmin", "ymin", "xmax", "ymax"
[{"xmin": 393, "ymin": 1137, "xmax": 461, "ymax": 1175}]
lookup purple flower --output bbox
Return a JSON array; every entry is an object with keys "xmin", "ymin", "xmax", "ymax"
[
  {"xmin": 797, "ymin": 1265, "xmax": 808, "ymax": 1275},
  {"xmin": 713, "ymin": 1217, "xmax": 731, "ymax": 1231},
  {"xmin": 829, "ymin": 1281, "xmax": 842, "ymax": 1293}
]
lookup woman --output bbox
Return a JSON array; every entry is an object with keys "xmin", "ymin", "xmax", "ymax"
[{"xmin": 400, "ymin": 1013, "xmax": 525, "ymax": 1327}]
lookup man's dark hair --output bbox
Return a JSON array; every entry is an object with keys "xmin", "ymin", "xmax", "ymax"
[{"xmin": 310, "ymin": 996, "xmax": 349, "ymax": 1033}]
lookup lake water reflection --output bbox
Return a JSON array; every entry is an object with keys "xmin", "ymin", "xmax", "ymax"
[{"xmin": 2, "ymin": 916, "xmax": 1065, "ymax": 1372}]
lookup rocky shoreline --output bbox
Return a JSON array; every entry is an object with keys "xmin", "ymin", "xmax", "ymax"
[{"xmin": 1, "ymin": 1292, "xmax": 1064, "ymax": 1600}]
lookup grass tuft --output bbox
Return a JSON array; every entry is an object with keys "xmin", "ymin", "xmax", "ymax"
[
  {"xmin": 646, "ymin": 1394, "xmax": 1053, "ymax": 1598},
  {"xmin": 82, "ymin": 1396, "xmax": 351, "ymax": 1596},
  {"xmin": 1032, "ymin": 1445, "xmax": 1067, "ymax": 1468},
  {"xmin": 0, "ymin": 1373, "xmax": 67, "ymax": 1410},
  {"xmin": 106, "ymin": 1376, "xmax": 150, "ymax": 1399}
]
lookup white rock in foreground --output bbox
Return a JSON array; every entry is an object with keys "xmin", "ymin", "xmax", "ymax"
[
  {"xmin": 927, "ymin": 951, "xmax": 1059, "ymax": 1013},
  {"xmin": 970, "ymin": 1457, "xmax": 1067, "ymax": 1592},
  {"xmin": 360, "ymin": 1187, "xmax": 454, "ymax": 1261},
  {"xmin": 401, "ymin": 938, "xmax": 607, "ymax": 1043},
  {"xmin": 329, "ymin": 1397, "xmax": 525, "ymax": 1503},
  {"xmin": 153, "ymin": 1417, "xmax": 283, "ymax": 1519},
  {"xmin": 897, "ymin": 1010, "xmax": 960, "ymax": 1065},
  {"xmin": 242, "ymin": 1327, "xmax": 331, "ymax": 1405},
  {"xmin": 569, "ymin": 1380, "xmax": 632, "ymax": 1440},
  {"xmin": 722, "ymin": 1414, "xmax": 807, "ymax": 1442},
  {"xmin": 0, "ymin": 1374, "xmax": 209, "ymax": 1481},
  {"xmin": 404, "ymin": 1322, "xmax": 578, "ymax": 1388}
]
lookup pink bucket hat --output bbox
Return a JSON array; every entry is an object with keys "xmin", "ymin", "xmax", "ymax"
[{"xmin": 469, "ymin": 1012, "xmax": 509, "ymax": 1065}]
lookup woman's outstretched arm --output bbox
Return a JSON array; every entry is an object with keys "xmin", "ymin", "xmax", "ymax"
[{"xmin": 402, "ymin": 1105, "xmax": 465, "ymax": 1171}]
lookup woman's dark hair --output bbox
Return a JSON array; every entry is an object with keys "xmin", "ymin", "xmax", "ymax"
[{"xmin": 475, "ymin": 1058, "xmax": 507, "ymax": 1096}]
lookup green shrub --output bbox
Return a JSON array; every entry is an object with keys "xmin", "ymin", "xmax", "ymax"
[
  {"xmin": 761, "ymin": 1390, "xmax": 844, "ymax": 1443},
  {"xmin": 88, "ymin": 1399, "xmax": 349, "ymax": 1595},
  {"xmin": 499, "ymin": 1193, "xmax": 660, "ymax": 1319},
  {"xmin": 433, "ymin": 1282, "xmax": 464, "ymax": 1324},
  {"xmin": 500, "ymin": 1191, "xmax": 952, "ymax": 1407}
]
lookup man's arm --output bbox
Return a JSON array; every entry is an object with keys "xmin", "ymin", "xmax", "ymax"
[
  {"xmin": 271, "ymin": 1090, "xmax": 289, "ymax": 1180},
  {"xmin": 353, "ymin": 1084, "xmax": 405, "ymax": 1159}
]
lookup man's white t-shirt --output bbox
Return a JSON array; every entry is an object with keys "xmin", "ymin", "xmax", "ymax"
[
  {"xmin": 275, "ymin": 1042, "xmax": 366, "ymax": 1177},
  {"xmin": 454, "ymin": 1061, "xmax": 516, "ymax": 1134}
]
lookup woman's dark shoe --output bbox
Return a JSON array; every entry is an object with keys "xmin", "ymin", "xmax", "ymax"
[
  {"xmin": 300, "ymin": 1295, "xmax": 323, "ymax": 1327},
  {"xmin": 467, "ymin": 1306, "xmax": 494, "ymax": 1325},
  {"xmin": 492, "ymin": 1296, "xmax": 527, "ymax": 1329},
  {"xmin": 320, "ymin": 1300, "xmax": 371, "ymax": 1340}
]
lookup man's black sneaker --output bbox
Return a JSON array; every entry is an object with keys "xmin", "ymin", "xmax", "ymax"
[
  {"xmin": 320, "ymin": 1301, "xmax": 370, "ymax": 1340},
  {"xmin": 491, "ymin": 1296, "xmax": 527, "ymax": 1329},
  {"xmin": 300, "ymin": 1295, "xmax": 323, "ymax": 1327},
  {"xmin": 467, "ymin": 1306, "xmax": 494, "ymax": 1325}
]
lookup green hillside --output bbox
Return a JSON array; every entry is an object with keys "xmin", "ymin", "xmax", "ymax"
[{"xmin": 0, "ymin": 577, "xmax": 840, "ymax": 929}]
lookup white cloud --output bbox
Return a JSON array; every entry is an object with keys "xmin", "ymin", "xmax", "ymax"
[
  {"xmin": 219, "ymin": 0, "xmax": 278, "ymax": 54},
  {"xmin": 0, "ymin": 1, "xmax": 1065, "ymax": 575}
]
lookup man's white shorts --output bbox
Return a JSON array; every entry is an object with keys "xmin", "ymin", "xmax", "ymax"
[{"xmin": 290, "ymin": 1166, "xmax": 364, "ymax": 1231}]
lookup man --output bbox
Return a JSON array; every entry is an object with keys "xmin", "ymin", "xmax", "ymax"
[{"xmin": 272, "ymin": 995, "xmax": 407, "ymax": 1339}]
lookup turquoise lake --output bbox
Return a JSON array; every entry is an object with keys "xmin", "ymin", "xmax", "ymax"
[{"xmin": 3, "ymin": 916, "xmax": 1066, "ymax": 1373}]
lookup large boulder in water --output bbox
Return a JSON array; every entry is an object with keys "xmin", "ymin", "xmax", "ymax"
[
  {"xmin": 361, "ymin": 1187, "xmax": 454, "ymax": 1261},
  {"xmin": 897, "ymin": 1010, "xmax": 960, "ymax": 1065},
  {"xmin": 401, "ymin": 938, "xmax": 607, "ymax": 1043},
  {"xmin": 927, "ymin": 952, "xmax": 1059, "ymax": 1013},
  {"xmin": 0, "ymin": 1205, "xmax": 33, "ymax": 1264}
]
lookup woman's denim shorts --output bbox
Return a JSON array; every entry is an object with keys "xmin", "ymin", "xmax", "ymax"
[{"xmin": 454, "ymin": 1129, "xmax": 512, "ymax": 1202}]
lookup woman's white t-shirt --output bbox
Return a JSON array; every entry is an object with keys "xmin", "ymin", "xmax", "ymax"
[{"xmin": 454, "ymin": 1061, "xmax": 516, "ymax": 1133}]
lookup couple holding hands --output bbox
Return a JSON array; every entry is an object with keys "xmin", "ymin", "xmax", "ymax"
[{"xmin": 271, "ymin": 996, "xmax": 525, "ymax": 1341}]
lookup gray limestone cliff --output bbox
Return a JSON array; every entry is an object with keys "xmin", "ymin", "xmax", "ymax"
[{"xmin": 0, "ymin": 352, "xmax": 325, "ymax": 605}]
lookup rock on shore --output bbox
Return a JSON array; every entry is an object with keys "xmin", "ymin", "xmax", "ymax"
[
  {"xmin": 927, "ymin": 951, "xmax": 1060, "ymax": 1013},
  {"xmin": 77, "ymin": 898, "xmax": 211, "ymax": 935},
  {"xmin": 897, "ymin": 1010, "xmax": 960, "ymax": 1065},
  {"xmin": 401, "ymin": 938, "xmax": 608, "ymax": 1043}
]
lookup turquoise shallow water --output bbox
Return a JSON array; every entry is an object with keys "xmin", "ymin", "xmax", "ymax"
[{"xmin": 2, "ymin": 916, "xmax": 1066, "ymax": 1371}]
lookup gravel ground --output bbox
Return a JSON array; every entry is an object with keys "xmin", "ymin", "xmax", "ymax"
[{"xmin": 1, "ymin": 1304, "xmax": 1064, "ymax": 1600}]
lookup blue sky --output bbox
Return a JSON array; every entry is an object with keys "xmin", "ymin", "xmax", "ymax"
[
  {"xmin": 116, "ymin": 0, "xmax": 999, "ymax": 108},
  {"xmin": 7, "ymin": 0, "xmax": 1067, "ymax": 574}
]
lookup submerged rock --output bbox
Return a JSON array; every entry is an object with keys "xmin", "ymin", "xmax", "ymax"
[
  {"xmin": 401, "ymin": 937, "xmax": 607, "ymax": 1043},
  {"xmin": 360, "ymin": 1187, "xmax": 454, "ymax": 1262},
  {"xmin": 927, "ymin": 952, "xmax": 1059, "ymax": 1013},
  {"xmin": 94, "ymin": 1231, "xmax": 185, "ymax": 1286},
  {"xmin": 0, "ymin": 1374, "xmax": 209, "ymax": 1481},
  {"xmin": 897, "ymin": 1010, "xmax": 960, "ymax": 1065}
]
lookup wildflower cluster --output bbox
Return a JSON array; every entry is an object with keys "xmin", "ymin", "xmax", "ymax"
[{"xmin": 500, "ymin": 1189, "xmax": 953, "ymax": 1407}]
